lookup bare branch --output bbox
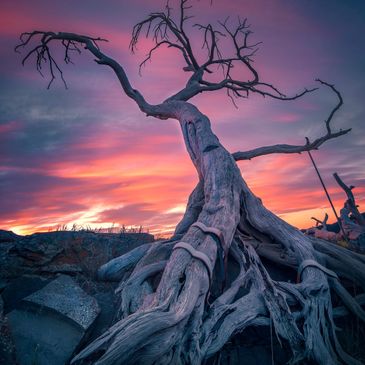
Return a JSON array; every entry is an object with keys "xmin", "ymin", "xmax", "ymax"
[
  {"xmin": 194, "ymin": 23, "xmax": 224, "ymax": 65},
  {"xmin": 15, "ymin": 31, "xmax": 110, "ymax": 90},
  {"xmin": 130, "ymin": 2, "xmax": 199, "ymax": 72},
  {"xmin": 316, "ymin": 79, "xmax": 343, "ymax": 134},
  {"xmin": 14, "ymin": 31, "xmax": 176, "ymax": 118},
  {"xmin": 233, "ymin": 80, "xmax": 351, "ymax": 161},
  {"xmin": 130, "ymin": 1, "xmax": 316, "ymax": 105},
  {"xmin": 311, "ymin": 213, "xmax": 329, "ymax": 229}
]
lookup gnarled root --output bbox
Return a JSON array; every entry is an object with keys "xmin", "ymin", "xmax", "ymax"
[
  {"xmin": 72, "ymin": 106, "xmax": 364, "ymax": 365},
  {"xmin": 72, "ymin": 218, "xmax": 365, "ymax": 365}
]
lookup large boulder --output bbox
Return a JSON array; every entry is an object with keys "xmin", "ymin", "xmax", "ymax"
[
  {"xmin": 8, "ymin": 275, "xmax": 100, "ymax": 365},
  {"xmin": 1, "ymin": 275, "xmax": 51, "ymax": 314}
]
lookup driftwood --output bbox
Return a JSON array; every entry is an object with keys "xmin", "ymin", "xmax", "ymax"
[
  {"xmin": 311, "ymin": 213, "xmax": 329, "ymax": 230},
  {"xmin": 339, "ymin": 203, "xmax": 365, "ymax": 243},
  {"xmin": 307, "ymin": 174, "xmax": 365, "ymax": 247},
  {"xmin": 334, "ymin": 173, "xmax": 365, "ymax": 248},
  {"xmin": 308, "ymin": 228, "xmax": 339, "ymax": 242},
  {"xmin": 16, "ymin": 1, "xmax": 363, "ymax": 364},
  {"xmin": 334, "ymin": 172, "xmax": 365, "ymax": 227},
  {"xmin": 307, "ymin": 214, "xmax": 339, "ymax": 241}
]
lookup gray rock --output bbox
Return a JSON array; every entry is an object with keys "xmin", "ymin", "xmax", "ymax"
[
  {"xmin": 2, "ymin": 275, "xmax": 51, "ymax": 315},
  {"xmin": 25, "ymin": 275, "xmax": 100, "ymax": 330},
  {"xmin": 39, "ymin": 263, "xmax": 83, "ymax": 275},
  {"xmin": 0, "ymin": 279, "xmax": 7, "ymax": 291},
  {"xmin": 0, "ymin": 295, "xmax": 17, "ymax": 365},
  {"xmin": 8, "ymin": 275, "xmax": 100, "ymax": 365},
  {"xmin": 0, "ymin": 230, "xmax": 154, "ymax": 279}
]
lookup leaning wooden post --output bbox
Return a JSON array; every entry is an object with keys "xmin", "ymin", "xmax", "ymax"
[{"xmin": 307, "ymin": 150, "xmax": 349, "ymax": 241}]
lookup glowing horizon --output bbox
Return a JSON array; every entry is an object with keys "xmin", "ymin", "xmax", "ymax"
[{"xmin": 1, "ymin": 0, "xmax": 364, "ymax": 237}]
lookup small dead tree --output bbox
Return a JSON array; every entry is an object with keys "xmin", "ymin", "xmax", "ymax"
[
  {"xmin": 311, "ymin": 213, "xmax": 329, "ymax": 230},
  {"xmin": 334, "ymin": 172, "xmax": 365, "ymax": 227},
  {"xmin": 308, "ymin": 230, "xmax": 339, "ymax": 243},
  {"xmin": 333, "ymin": 173, "xmax": 365, "ymax": 247},
  {"xmin": 308, "ymin": 213, "xmax": 340, "ymax": 241},
  {"xmin": 16, "ymin": 1, "xmax": 365, "ymax": 364},
  {"xmin": 306, "ymin": 173, "xmax": 365, "ymax": 248}
]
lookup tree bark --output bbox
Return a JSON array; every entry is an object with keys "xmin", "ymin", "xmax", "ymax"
[
  {"xmin": 71, "ymin": 101, "xmax": 365, "ymax": 365},
  {"xmin": 16, "ymin": 22, "xmax": 363, "ymax": 365},
  {"xmin": 334, "ymin": 172, "xmax": 365, "ymax": 226}
]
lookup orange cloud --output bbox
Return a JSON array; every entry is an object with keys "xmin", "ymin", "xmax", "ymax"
[{"xmin": 1, "ymin": 0, "xmax": 364, "ymax": 238}]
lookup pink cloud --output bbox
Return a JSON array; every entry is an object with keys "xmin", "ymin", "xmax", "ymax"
[
  {"xmin": 1, "ymin": 0, "xmax": 364, "ymax": 236},
  {"xmin": 0, "ymin": 120, "xmax": 22, "ymax": 133}
]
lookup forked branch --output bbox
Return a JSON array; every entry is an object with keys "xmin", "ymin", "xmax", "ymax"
[
  {"xmin": 130, "ymin": 0, "xmax": 199, "ymax": 73},
  {"xmin": 311, "ymin": 213, "xmax": 329, "ymax": 229},
  {"xmin": 130, "ymin": 0, "xmax": 316, "ymax": 103},
  {"xmin": 16, "ymin": 31, "xmax": 109, "ymax": 89},
  {"xmin": 233, "ymin": 80, "xmax": 351, "ymax": 161},
  {"xmin": 14, "ymin": 30, "xmax": 188, "ymax": 121},
  {"xmin": 15, "ymin": 31, "xmax": 155, "ymax": 113},
  {"xmin": 16, "ymin": 1, "xmax": 318, "ymax": 110}
]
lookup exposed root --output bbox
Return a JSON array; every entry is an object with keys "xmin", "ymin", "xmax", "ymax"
[
  {"xmin": 329, "ymin": 279, "xmax": 365, "ymax": 323},
  {"xmin": 17, "ymin": 4, "xmax": 362, "ymax": 364},
  {"xmin": 98, "ymin": 243, "xmax": 153, "ymax": 281},
  {"xmin": 76, "ymin": 220, "xmax": 365, "ymax": 365},
  {"xmin": 116, "ymin": 260, "xmax": 167, "ymax": 318},
  {"xmin": 71, "ymin": 105, "xmax": 364, "ymax": 365}
]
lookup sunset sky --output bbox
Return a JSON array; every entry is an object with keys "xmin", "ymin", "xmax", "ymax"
[{"xmin": 1, "ymin": 0, "xmax": 364, "ymax": 236}]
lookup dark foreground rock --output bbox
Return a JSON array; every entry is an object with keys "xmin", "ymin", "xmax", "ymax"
[
  {"xmin": 8, "ymin": 275, "xmax": 100, "ymax": 365},
  {"xmin": 1, "ymin": 229, "xmax": 363, "ymax": 364},
  {"xmin": 0, "ymin": 294, "xmax": 17, "ymax": 364}
]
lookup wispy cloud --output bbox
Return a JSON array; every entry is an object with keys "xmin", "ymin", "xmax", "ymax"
[{"xmin": 0, "ymin": 0, "xmax": 364, "ymax": 235}]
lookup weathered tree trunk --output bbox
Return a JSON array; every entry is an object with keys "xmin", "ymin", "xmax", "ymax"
[
  {"xmin": 16, "ymin": 9, "xmax": 364, "ymax": 363},
  {"xmin": 70, "ymin": 102, "xmax": 365, "ymax": 365},
  {"xmin": 334, "ymin": 172, "xmax": 365, "ymax": 227}
]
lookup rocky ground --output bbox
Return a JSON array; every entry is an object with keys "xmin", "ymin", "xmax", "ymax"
[
  {"xmin": 1, "ymin": 229, "xmax": 363, "ymax": 364},
  {"xmin": 0, "ymin": 229, "xmax": 154, "ymax": 365}
]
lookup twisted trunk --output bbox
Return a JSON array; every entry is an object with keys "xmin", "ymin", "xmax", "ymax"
[
  {"xmin": 16, "ymin": 20, "xmax": 362, "ymax": 365},
  {"xmin": 71, "ymin": 101, "xmax": 364, "ymax": 365}
]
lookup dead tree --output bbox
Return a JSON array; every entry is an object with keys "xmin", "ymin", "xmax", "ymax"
[
  {"xmin": 333, "ymin": 173, "xmax": 365, "ymax": 247},
  {"xmin": 16, "ymin": 1, "xmax": 364, "ymax": 364},
  {"xmin": 334, "ymin": 172, "xmax": 365, "ymax": 226},
  {"xmin": 311, "ymin": 213, "xmax": 329, "ymax": 230},
  {"xmin": 308, "ymin": 213, "xmax": 339, "ymax": 241}
]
